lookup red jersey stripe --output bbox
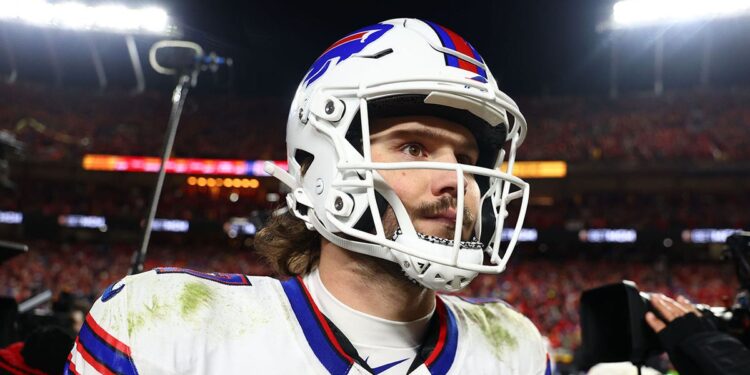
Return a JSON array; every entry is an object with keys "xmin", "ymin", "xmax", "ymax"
[
  {"xmin": 424, "ymin": 298, "xmax": 448, "ymax": 366},
  {"xmin": 85, "ymin": 314, "xmax": 132, "ymax": 356},
  {"xmin": 296, "ymin": 277, "xmax": 356, "ymax": 364},
  {"xmin": 74, "ymin": 340, "xmax": 117, "ymax": 375},
  {"xmin": 66, "ymin": 355, "xmax": 81, "ymax": 375}
]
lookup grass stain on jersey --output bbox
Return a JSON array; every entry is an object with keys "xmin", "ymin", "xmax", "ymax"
[
  {"xmin": 179, "ymin": 282, "xmax": 214, "ymax": 318},
  {"xmin": 128, "ymin": 295, "xmax": 168, "ymax": 336},
  {"xmin": 464, "ymin": 304, "xmax": 519, "ymax": 357},
  {"xmin": 128, "ymin": 313, "xmax": 145, "ymax": 337}
]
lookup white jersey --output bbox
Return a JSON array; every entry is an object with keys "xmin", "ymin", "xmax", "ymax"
[{"xmin": 67, "ymin": 268, "xmax": 550, "ymax": 375}]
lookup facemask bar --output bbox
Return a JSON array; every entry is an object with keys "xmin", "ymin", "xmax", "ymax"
[
  {"xmin": 485, "ymin": 130, "xmax": 527, "ymax": 270},
  {"xmin": 333, "ymin": 160, "xmax": 529, "ymax": 273},
  {"xmin": 357, "ymin": 98, "xmax": 388, "ymax": 240}
]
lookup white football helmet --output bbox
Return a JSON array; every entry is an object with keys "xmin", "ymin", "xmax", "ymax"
[{"xmin": 265, "ymin": 18, "xmax": 530, "ymax": 292}]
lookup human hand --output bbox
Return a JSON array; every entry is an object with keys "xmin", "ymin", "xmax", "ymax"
[{"xmin": 645, "ymin": 294, "xmax": 702, "ymax": 333}]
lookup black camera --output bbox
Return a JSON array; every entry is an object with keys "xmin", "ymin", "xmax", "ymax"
[{"xmin": 579, "ymin": 231, "xmax": 750, "ymax": 367}]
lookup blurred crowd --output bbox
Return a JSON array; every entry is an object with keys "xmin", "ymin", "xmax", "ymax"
[
  {"xmin": 0, "ymin": 240, "xmax": 739, "ymax": 356},
  {"xmin": 524, "ymin": 191, "xmax": 750, "ymax": 230},
  {"xmin": 520, "ymin": 90, "xmax": 750, "ymax": 163},
  {"xmin": 2, "ymin": 83, "xmax": 750, "ymax": 163},
  {"xmin": 0, "ymin": 241, "xmax": 271, "ymax": 303},
  {"xmin": 0, "ymin": 83, "xmax": 286, "ymax": 161},
  {"xmin": 0, "ymin": 181, "xmax": 264, "ymax": 222}
]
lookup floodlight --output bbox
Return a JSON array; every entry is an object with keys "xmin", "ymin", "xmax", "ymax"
[
  {"xmin": 612, "ymin": 0, "xmax": 750, "ymax": 28},
  {"xmin": 0, "ymin": 0, "xmax": 173, "ymax": 35}
]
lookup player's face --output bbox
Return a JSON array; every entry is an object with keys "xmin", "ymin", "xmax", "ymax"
[{"xmin": 369, "ymin": 116, "xmax": 481, "ymax": 241}]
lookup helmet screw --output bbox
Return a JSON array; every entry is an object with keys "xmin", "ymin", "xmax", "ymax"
[
  {"xmin": 315, "ymin": 179, "xmax": 324, "ymax": 195},
  {"xmin": 334, "ymin": 197, "xmax": 343, "ymax": 211},
  {"xmin": 324, "ymin": 100, "xmax": 335, "ymax": 115},
  {"xmin": 403, "ymin": 261, "xmax": 410, "ymax": 269},
  {"xmin": 298, "ymin": 107, "xmax": 308, "ymax": 124}
]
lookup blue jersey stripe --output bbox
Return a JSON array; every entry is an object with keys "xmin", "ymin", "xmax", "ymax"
[
  {"xmin": 64, "ymin": 360, "xmax": 78, "ymax": 375},
  {"xmin": 78, "ymin": 322, "xmax": 138, "ymax": 375},
  {"xmin": 281, "ymin": 278, "xmax": 352, "ymax": 374},
  {"xmin": 427, "ymin": 300, "xmax": 459, "ymax": 374}
]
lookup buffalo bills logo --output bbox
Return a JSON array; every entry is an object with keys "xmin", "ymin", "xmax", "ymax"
[
  {"xmin": 303, "ymin": 23, "xmax": 394, "ymax": 87},
  {"xmin": 423, "ymin": 20, "xmax": 487, "ymax": 80}
]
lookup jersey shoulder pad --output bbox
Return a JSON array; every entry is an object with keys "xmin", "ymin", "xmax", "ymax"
[
  {"xmin": 441, "ymin": 294, "xmax": 547, "ymax": 373},
  {"xmin": 446, "ymin": 295, "xmax": 543, "ymax": 344},
  {"xmin": 89, "ymin": 268, "xmax": 281, "ymax": 334},
  {"xmin": 71, "ymin": 269, "xmax": 285, "ymax": 373},
  {"xmin": 116, "ymin": 267, "xmax": 280, "ymax": 309}
]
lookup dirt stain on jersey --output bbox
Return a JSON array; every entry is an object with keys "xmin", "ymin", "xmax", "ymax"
[
  {"xmin": 464, "ymin": 304, "xmax": 519, "ymax": 358},
  {"xmin": 179, "ymin": 282, "xmax": 214, "ymax": 318},
  {"xmin": 128, "ymin": 295, "xmax": 167, "ymax": 336}
]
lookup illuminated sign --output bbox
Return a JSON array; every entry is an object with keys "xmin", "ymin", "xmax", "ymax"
[
  {"xmin": 58, "ymin": 215, "xmax": 107, "ymax": 230},
  {"xmin": 501, "ymin": 228, "xmax": 538, "ymax": 242},
  {"xmin": 224, "ymin": 217, "xmax": 257, "ymax": 238},
  {"xmin": 579, "ymin": 229, "xmax": 637, "ymax": 243},
  {"xmin": 152, "ymin": 219, "xmax": 189, "ymax": 233},
  {"xmin": 187, "ymin": 176, "xmax": 260, "ymax": 189},
  {"xmin": 82, "ymin": 155, "xmax": 287, "ymax": 176},
  {"xmin": 682, "ymin": 229, "xmax": 739, "ymax": 244},
  {"xmin": 502, "ymin": 161, "xmax": 567, "ymax": 179},
  {"xmin": 0, "ymin": 211, "xmax": 23, "ymax": 224}
]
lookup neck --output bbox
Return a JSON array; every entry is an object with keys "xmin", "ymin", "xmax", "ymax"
[{"xmin": 317, "ymin": 239, "xmax": 435, "ymax": 321}]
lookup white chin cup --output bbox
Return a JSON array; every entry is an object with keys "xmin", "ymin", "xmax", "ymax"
[{"xmin": 389, "ymin": 231, "xmax": 483, "ymax": 292}]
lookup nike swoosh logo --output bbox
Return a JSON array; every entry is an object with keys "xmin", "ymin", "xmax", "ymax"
[{"xmin": 371, "ymin": 358, "xmax": 409, "ymax": 374}]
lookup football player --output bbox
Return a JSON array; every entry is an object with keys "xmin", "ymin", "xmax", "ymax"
[{"xmin": 67, "ymin": 18, "xmax": 550, "ymax": 374}]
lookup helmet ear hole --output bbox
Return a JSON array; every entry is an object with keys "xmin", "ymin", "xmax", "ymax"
[
  {"xmin": 294, "ymin": 149, "xmax": 315, "ymax": 175},
  {"xmin": 352, "ymin": 191, "xmax": 390, "ymax": 233},
  {"xmin": 344, "ymin": 112, "xmax": 364, "ymax": 154}
]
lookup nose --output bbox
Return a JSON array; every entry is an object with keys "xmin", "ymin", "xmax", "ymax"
[{"xmin": 430, "ymin": 154, "xmax": 469, "ymax": 198}]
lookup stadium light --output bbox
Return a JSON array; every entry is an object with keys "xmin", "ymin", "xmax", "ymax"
[
  {"xmin": 0, "ymin": 0, "xmax": 173, "ymax": 35},
  {"xmin": 612, "ymin": 0, "xmax": 750, "ymax": 29}
]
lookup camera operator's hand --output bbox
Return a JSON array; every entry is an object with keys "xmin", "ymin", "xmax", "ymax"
[
  {"xmin": 644, "ymin": 294, "xmax": 750, "ymax": 375},
  {"xmin": 645, "ymin": 294, "xmax": 702, "ymax": 333}
]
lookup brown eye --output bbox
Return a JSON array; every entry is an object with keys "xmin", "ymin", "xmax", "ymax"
[{"xmin": 402, "ymin": 144, "xmax": 425, "ymax": 157}]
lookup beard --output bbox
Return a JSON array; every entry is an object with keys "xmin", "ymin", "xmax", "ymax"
[
  {"xmin": 345, "ymin": 196, "xmax": 478, "ymax": 292},
  {"xmin": 350, "ymin": 249, "xmax": 423, "ymax": 294},
  {"xmin": 381, "ymin": 195, "xmax": 477, "ymax": 241}
]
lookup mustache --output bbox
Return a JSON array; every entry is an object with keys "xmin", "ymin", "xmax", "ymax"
[{"xmin": 414, "ymin": 196, "xmax": 476, "ymax": 228}]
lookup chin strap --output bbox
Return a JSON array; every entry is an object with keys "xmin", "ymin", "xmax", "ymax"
[
  {"xmin": 390, "ymin": 228, "xmax": 484, "ymax": 250},
  {"xmin": 311, "ymin": 211, "xmax": 395, "ymax": 262}
]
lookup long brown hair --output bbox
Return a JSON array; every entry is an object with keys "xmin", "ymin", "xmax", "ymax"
[{"xmin": 254, "ymin": 209, "xmax": 321, "ymax": 276}]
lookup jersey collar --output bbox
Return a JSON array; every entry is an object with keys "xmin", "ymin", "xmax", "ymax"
[{"xmin": 281, "ymin": 276, "xmax": 458, "ymax": 374}]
